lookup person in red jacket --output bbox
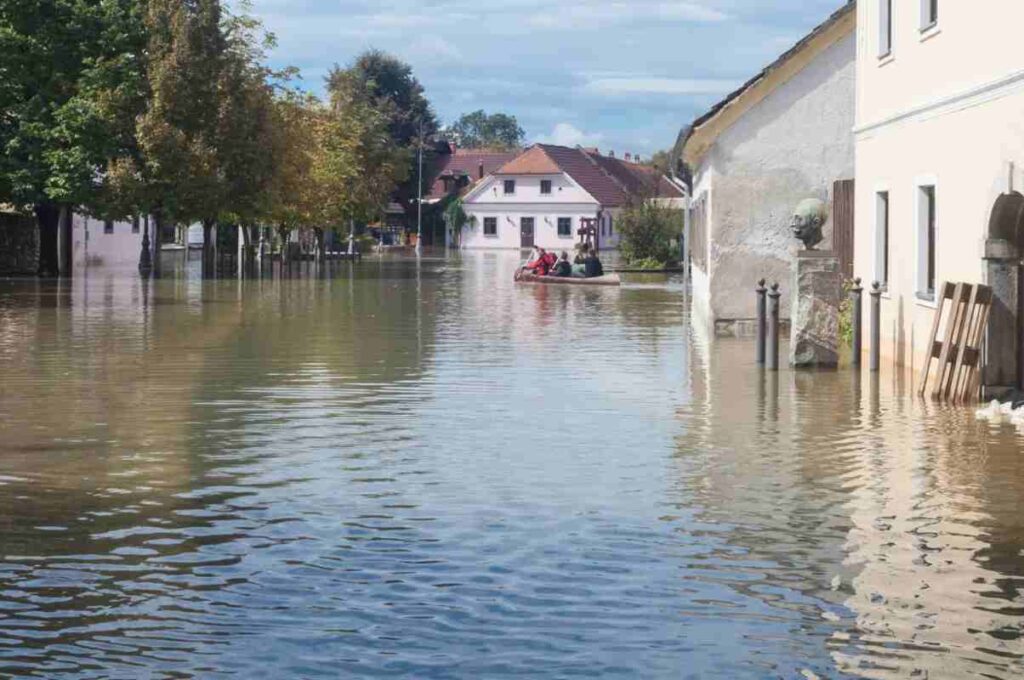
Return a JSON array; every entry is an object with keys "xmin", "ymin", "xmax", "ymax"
[{"xmin": 525, "ymin": 248, "xmax": 556, "ymax": 276}]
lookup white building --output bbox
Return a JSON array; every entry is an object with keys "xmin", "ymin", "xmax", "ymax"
[
  {"xmin": 72, "ymin": 213, "xmax": 146, "ymax": 268},
  {"xmin": 852, "ymin": 0, "xmax": 1024, "ymax": 393},
  {"xmin": 682, "ymin": 2, "xmax": 856, "ymax": 335},
  {"xmin": 460, "ymin": 144, "xmax": 686, "ymax": 252}
]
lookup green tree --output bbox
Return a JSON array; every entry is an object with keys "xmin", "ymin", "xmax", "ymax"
[
  {"xmin": 444, "ymin": 110, "xmax": 524, "ymax": 150},
  {"xmin": 617, "ymin": 200, "xmax": 683, "ymax": 268},
  {"xmin": 0, "ymin": 0, "xmax": 146, "ymax": 275},
  {"xmin": 326, "ymin": 50, "xmax": 436, "ymax": 231}
]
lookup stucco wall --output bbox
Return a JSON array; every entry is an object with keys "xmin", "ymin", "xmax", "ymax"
[
  {"xmin": 0, "ymin": 213, "xmax": 39, "ymax": 276},
  {"xmin": 73, "ymin": 214, "xmax": 144, "ymax": 268},
  {"xmin": 695, "ymin": 30, "xmax": 856, "ymax": 324},
  {"xmin": 853, "ymin": 63, "xmax": 1024, "ymax": 371},
  {"xmin": 462, "ymin": 205, "xmax": 600, "ymax": 251}
]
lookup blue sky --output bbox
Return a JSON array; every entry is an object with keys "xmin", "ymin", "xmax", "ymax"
[{"xmin": 248, "ymin": 0, "xmax": 848, "ymax": 157}]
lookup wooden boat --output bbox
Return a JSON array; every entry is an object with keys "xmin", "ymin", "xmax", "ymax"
[{"xmin": 515, "ymin": 271, "xmax": 621, "ymax": 286}]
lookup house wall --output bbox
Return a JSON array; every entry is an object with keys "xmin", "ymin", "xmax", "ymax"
[
  {"xmin": 694, "ymin": 29, "xmax": 856, "ymax": 329},
  {"xmin": 73, "ymin": 214, "xmax": 144, "ymax": 268},
  {"xmin": 462, "ymin": 204, "xmax": 600, "ymax": 251},
  {"xmin": 462, "ymin": 173, "xmax": 602, "ymax": 251},
  {"xmin": 853, "ymin": 1, "xmax": 1024, "ymax": 371}
]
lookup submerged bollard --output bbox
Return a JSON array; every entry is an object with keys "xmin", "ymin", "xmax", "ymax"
[
  {"xmin": 767, "ymin": 282, "xmax": 781, "ymax": 371},
  {"xmin": 870, "ymin": 281, "xmax": 881, "ymax": 372},
  {"xmin": 851, "ymin": 278, "xmax": 863, "ymax": 366},
  {"xmin": 756, "ymin": 279, "xmax": 767, "ymax": 364}
]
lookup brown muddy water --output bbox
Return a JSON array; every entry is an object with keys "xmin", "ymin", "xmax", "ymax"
[{"xmin": 0, "ymin": 251, "xmax": 1022, "ymax": 679}]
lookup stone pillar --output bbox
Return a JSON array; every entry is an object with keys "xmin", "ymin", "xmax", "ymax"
[
  {"xmin": 983, "ymin": 238, "xmax": 1019, "ymax": 396},
  {"xmin": 790, "ymin": 250, "xmax": 842, "ymax": 368}
]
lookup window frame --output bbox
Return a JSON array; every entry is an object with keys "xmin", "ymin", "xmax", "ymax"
[
  {"xmin": 875, "ymin": 190, "xmax": 890, "ymax": 290},
  {"xmin": 920, "ymin": 0, "xmax": 938, "ymax": 31},
  {"xmin": 483, "ymin": 216, "xmax": 498, "ymax": 237},
  {"xmin": 503, "ymin": 179, "xmax": 516, "ymax": 195},
  {"xmin": 915, "ymin": 179, "xmax": 938, "ymax": 304},
  {"xmin": 878, "ymin": 0, "xmax": 893, "ymax": 59},
  {"xmin": 132, "ymin": 216, "xmax": 140, "ymax": 234},
  {"xmin": 104, "ymin": 219, "xmax": 114, "ymax": 235},
  {"xmin": 540, "ymin": 179, "xmax": 552, "ymax": 195},
  {"xmin": 557, "ymin": 217, "xmax": 572, "ymax": 238}
]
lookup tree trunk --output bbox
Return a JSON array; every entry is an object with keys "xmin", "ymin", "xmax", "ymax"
[
  {"xmin": 58, "ymin": 206, "xmax": 73, "ymax": 276},
  {"xmin": 314, "ymin": 227, "xmax": 325, "ymax": 263},
  {"xmin": 152, "ymin": 209, "xmax": 164, "ymax": 277},
  {"xmin": 202, "ymin": 218, "xmax": 215, "ymax": 278},
  {"xmin": 35, "ymin": 202, "xmax": 61, "ymax": 277}
]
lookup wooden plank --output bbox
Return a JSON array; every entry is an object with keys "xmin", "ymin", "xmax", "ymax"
[
  {"xmin": 951, "ymin": 283, "xmax": 980, "ymax": 401},
  {"xmin": 932, "ymin": 283, "xmax": 967, "ymax": 401},
  {"xmin": 919, "ymin": 281, "xmax": 953, "ymax": 396},
  {"xmin": 965, "ymin": 295, "xmax": 993, "ymax": 402},
  {"xmin": 832, "ymin": 179, "xmax": 855, "ymax": 280}
]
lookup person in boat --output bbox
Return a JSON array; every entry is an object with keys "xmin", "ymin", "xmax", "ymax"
[
  {"xmin": 525, "ymin": 247, "xmax": 556, "ymax": 276},
  {"xmin": 550, "ymin": 251, "xmax": 572, "ymax": 277},
  {"xmin": 584, "ymin": 248, "xmax": 604, "ymax": 278}
]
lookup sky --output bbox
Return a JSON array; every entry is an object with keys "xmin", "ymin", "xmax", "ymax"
[{"xmin": 247, "ymin": 0, "xmax": 849, "ymax": 157}]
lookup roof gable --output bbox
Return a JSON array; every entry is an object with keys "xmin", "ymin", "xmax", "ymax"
[
  {"xmin": 494, "ymin": 146, "xmax": 563, "ymax": 175},
  {"xmin": 682, "ymin": 1, "xmax": 855, "ymax": 166}
]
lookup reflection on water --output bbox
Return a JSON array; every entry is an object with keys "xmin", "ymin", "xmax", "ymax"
[{"xmin": 0, "ymin": 252, "xmax": 1021, "ymax": 678}]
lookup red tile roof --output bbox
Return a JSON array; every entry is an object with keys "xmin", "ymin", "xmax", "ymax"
[
  {"xmin": 585, "ymin": 152, "xmax": 686, "ymax": 199},
  {"xmin": 493, "ymin": 146, "xmax": 563, "ymax": 175},
  {"xmin": 426, "ymin": 148, "xmax": 518, "ymax": 198}
]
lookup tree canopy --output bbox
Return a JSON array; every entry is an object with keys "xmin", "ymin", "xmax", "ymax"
[{"xmin": 444, "ymin": 110, "xmax": 525, "ymax": 150}]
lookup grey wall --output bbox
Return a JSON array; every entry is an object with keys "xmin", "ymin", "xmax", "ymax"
[
  {"xmin": 704, "ymin": 31, "xmax": 856, "ymax": 322},
  {"xmin": 0, "ymin": 213, "xmax": 38, "ymax": 276}
]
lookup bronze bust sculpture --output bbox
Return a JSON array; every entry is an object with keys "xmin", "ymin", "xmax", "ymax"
[{"xmin": 791, "ymin": 198, "xmax": 827, "ymax": 250}]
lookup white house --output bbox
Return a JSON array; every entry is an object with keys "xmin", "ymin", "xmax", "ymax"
[
  {"xmin": 459, "ymin": 144, "xmax": 686, "ymax": 252},
  {"xmin": 72, "ymin": 213, "xmax": 146, "ymax": 268},
  {"xmin": 852, "ymin": 0, "xmax": 1024, "ymax": 394},
  {"xmin": 682, "ymin": 2, "xmax": 856, "ymax": 335}
]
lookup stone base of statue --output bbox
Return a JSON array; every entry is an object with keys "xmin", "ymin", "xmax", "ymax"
[{"xmin": 790, "ymin": 250, "xmax": 842, "ymax": 368}]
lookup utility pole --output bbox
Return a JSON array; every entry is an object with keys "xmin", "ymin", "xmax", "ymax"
[{"xmin": 416, "ymin": 118, "xmax": 424, "ymax": 256}]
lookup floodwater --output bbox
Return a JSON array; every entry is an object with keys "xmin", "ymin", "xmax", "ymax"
[{"xmin": 0, "ymin": 252, "xmax": 1022, "ymax": 679}]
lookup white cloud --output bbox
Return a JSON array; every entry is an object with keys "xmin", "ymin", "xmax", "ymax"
[
  {"xmin": 534, "ymin": 123, "xmax": 605, "ymax": 148},
  {"xmin": 406, "ymin": 36, "xmax": 463, "ymax": 63},
  {"xmin": 583, "ymin": 76, "xmax": 738, "ymax": 96},
  {"xmin": 528, "ymin": 1, "xmax": 728, "ymax": 29}
]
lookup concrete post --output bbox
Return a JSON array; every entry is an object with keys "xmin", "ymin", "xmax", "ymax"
[
  {"xmin": 870, "ymin": 281, "xmax": 882, "ymax": 372},
  {"xmin": 767, "ymin": 282, "xmax": 781, "ymax": 371},
  {"xmin": 851, "ymin": 277, "xmax": 863, "ymax": 366},
  {"xmin": 756, "ymin": 278, "xmax": 767, "ymax": 364}
]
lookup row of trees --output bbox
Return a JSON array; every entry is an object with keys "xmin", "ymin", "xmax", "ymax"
[{"xmin": 2, "ymin": 1, "xmax": 528, "ymax": 275}]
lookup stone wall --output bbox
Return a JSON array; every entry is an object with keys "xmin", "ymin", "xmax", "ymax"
[
  {"xmin": 702, "ymin": 31, "xmax": 856, "ymax": 325},
  {"xmin": 0, "ymin": 213, "xmax": 39, "ymax": 276}
]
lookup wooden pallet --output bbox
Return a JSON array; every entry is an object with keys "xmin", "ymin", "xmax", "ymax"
[{"xmin": 918, "ymin": 281, "xmax": 993, "ymax": 403}]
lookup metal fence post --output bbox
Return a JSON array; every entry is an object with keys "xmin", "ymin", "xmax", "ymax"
[
  {"xmin": 851, "ymin": 277, "xmax": 863, "ymax": 366},
  {"xmin": 756, "ymin": 278, "xmax": 767, "ymax": 364},
  {"xmin": 767, "ymin": 282, "xmax": 781, "ymax": 371},
  {"xmin": 870, "ymin": 281, "xmax": 881, "ymax": 372}
]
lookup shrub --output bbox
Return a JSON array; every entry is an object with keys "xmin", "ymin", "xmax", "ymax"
[{"xmin": 617, "ymin": 201, "xmax": 682, "ymax": 267}]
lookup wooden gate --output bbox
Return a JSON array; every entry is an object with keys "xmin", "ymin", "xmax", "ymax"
[{"xmin": 832, "ymin": 179, "xmax": 855, "ymax": 280}]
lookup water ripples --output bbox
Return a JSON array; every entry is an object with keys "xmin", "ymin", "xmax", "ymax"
[{"xmin": 0, "ymin": 253, "xmax": 1022, "ymax": 677}]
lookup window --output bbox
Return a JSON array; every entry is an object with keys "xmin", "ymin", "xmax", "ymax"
[
  {"xmin": 483, "ymin": 217, "xmax": 497, "ymax": 236},
  {"xmin": 557, "ymin": 217, "xmax": 572, "ymax": 237},
  {"xmin": 879, "ymin": 0, "xmax": 892, "ymax": 57},
  {"xmin": 921, "ymin": 0, "xmax": 937, "ymax": 29},
  {"xmin": 917, "ymin": 184, "xmax": 937, "ymax": 299},
  {"xmin": 540, "ymin": 180, "xmax": 552, "ymax": 195},
  {"xmin": 608, "ymin": 215, "xmax": 614, "ymax": 236},
  {"xmin": 132, "ymin": 216, "xmax": 140, "ymax": 234},
  {"xmin": 504, "ymin": 180, "xmax": 515, "ymax": 195},
  {"xmin": 104, "ymin": 219, "xmax": 114, "ymax": 234},
  {"xmin": 875, "ymin": 192, "xmax": 889, "ymax": 288}
]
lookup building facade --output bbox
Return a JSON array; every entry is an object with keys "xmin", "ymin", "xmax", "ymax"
[
  {"xmin": 460, "ymin": 144, "xmax": 685, "ymax": 252},
  {"xmin": 852, "ymin": 0, "xmax": 1024, "ymax": 393},
  {"xmin": 683, "ymin": 2, "xmax": 856, "ymax": 335}
]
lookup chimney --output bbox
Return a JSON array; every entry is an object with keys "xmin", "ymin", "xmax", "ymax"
[
  {"xmin": 478, "ymin": 162, "xmax": 484, "ymax": 180},
  {"xmin": 633, "ymin": 153, "xmax": 640, "ymax": 164},
  {"xmin": 450, "ymin": 141, "xmax": 457, "ymax": 156},
  {"xmin": 624, "ymin": 152, "xmax": 632, "ymax": 163},
  {"xmin": 609, "ymin": 150, "xmax": 615, "ymax": 158}
]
